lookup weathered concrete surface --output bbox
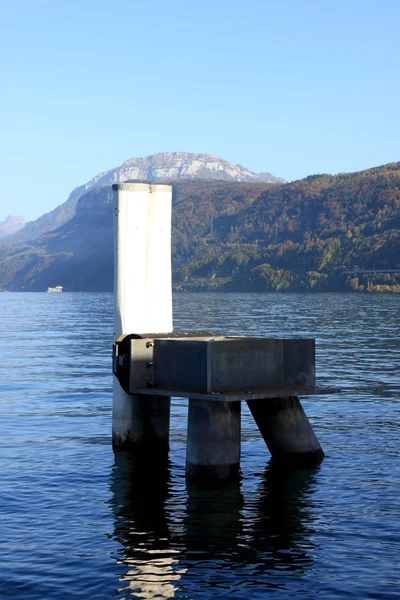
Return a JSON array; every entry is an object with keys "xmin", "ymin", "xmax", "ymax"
[
  {"xmin": 112, "ymin": 394, "xmax": 170, "ymax": 450},
  {"xmin": 247, "ymin": 396, "xmax": 324, "ymax": 464},
  {"xmin": 186, "ymin": 400, "xmax": 241, "ymax": 481}
]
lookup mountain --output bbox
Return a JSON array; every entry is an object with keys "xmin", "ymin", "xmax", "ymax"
[
  {"xmin": 78, "ymin": 152, "xmax": 286, "ymax": 187},
  {"xmin": 0, "ymin": 181, "xmax": 273, "ymax": 291},
  {"xmin": 0, "ymin": 215, "xmax": 25, "ymax": 239},
  {"xmin": 1, "ymin": 152, "xmax": 284, "ymax": 247},
  {"xmin": 0, "ymin": 162, "xmax": 398, "ymax": 293}
]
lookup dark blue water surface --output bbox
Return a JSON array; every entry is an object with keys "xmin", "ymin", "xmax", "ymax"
[{"xmin": 0, "ymin": 292, "xmax": 399, "ymax": 599}]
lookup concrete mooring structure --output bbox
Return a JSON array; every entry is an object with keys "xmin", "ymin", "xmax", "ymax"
[{"xmin": 112, "ymin": 183, "xmax": 336, "ymax": 481}]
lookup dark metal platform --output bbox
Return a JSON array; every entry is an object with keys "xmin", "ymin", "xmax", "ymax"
[{"xmin": 128, "ymin": 385, "xmax": 340, "ymax": 402}]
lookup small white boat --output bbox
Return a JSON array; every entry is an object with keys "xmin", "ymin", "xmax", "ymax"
[{"xmin": 47, "ymin": 286, "xmax": 63, "ymax": 293}]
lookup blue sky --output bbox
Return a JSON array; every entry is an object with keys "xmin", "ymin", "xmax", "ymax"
[{"xmin": 1, "ymin": 0, "xmax": 399, "ymax": 221}]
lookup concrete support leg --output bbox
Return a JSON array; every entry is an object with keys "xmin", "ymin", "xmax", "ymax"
[
  {"xmin": 186, "ymin": 400, "xmax": 241, "ymax": 481},
  {"xmin": 112, "ymin": 383, "xmax": 170, "ymax": 451},
  {"xmin": 247, "ymin": 396, "xmax": 324, "ymax": 464}
]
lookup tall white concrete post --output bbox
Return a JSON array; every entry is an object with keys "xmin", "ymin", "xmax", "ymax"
[{"xmin": 113, "ymin": 183, "xmax": 173, "ymax": 450}]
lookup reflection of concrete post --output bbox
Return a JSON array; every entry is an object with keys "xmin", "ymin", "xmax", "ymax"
[
  {"xmin": 186, "ymin": 400, "xmax": 241, "ymax": 480},
  {"xmin": 247, "ymin": 462, "xmax": 320, "ymax": 568},
  {"xmin": 247, "ymin": 396, "xmax": 324, "ymax": 464},
  {"xmin": 110, "ymin": 453, "xmax": 186, "ymax": 599},
  {"xmin": 184, "ymin": 479, "xmax": 243, "ymax": 550},
  {"xmin": 113, "ymin": 183, "xmax": 173, "ymax": 449}
]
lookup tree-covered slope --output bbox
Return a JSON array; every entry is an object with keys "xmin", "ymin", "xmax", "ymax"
[
  {"xmin": 176, "ymin": 163, "xmax": 400, "ymax": 292},
  {"xmin": 0, "ymin": 187, "xmax": 114, "ymax": 291},
  {"xmin": 0, "ymin": 163, "xmax": 399, "ymax": 292}
]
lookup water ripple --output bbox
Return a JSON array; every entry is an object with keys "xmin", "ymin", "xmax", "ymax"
[{"xmin": 0, "ymin": 292, "xmax": 399, "ymax": 599}]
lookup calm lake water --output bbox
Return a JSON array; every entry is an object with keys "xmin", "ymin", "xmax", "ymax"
[{"xmin": 0, "ymin": 292, "xmax": 399, "ymax": 599}]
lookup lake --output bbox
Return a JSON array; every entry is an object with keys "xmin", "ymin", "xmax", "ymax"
[{"xmin": 0, "ymin": 292, "xmax": 399, "ymax": 599}]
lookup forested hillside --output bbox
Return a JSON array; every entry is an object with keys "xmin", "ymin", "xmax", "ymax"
[
  {"xmin": 0, "ymin": 163, "xmax": 399, "ymax": 292},
  {"xmin": 175, "ymin": 164, "xmax": 400, "ymax": 292}
]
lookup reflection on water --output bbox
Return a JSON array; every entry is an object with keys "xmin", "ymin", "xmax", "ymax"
[
  {"xmin": 109, "ymin": 453, "xmax": 320, "ymax": 598},
  {"xmin": 110, "ymin": 453, "xmax": 185, "ymax": 599},
  {"xmin": 183, "ymin": 478, "xmax": 244, "ymax": 557},
  {"xmin": 247, "ymin": 463, "xmax": 320, "ymax": 571}
]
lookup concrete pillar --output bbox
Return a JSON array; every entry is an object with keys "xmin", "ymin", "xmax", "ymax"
[
  {"xmin": 186, "ymin": 400, "xmax": 241, "ymax": 481},
  {"xmin": 113, "ymin": 183, "xmax": 173, "ymax": 450},
  {"xmin": 247, "ymin": 396, "xmax": 324, "ymax": 464}
]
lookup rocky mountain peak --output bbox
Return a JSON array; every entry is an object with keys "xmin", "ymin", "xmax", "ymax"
[
  {"xmin": 106, "ymin": 151, "xmax": 285, "ymax": 185},
  {"xmin": 0, "ymin": 215, "xmax": 26, "ymax": 239}
]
